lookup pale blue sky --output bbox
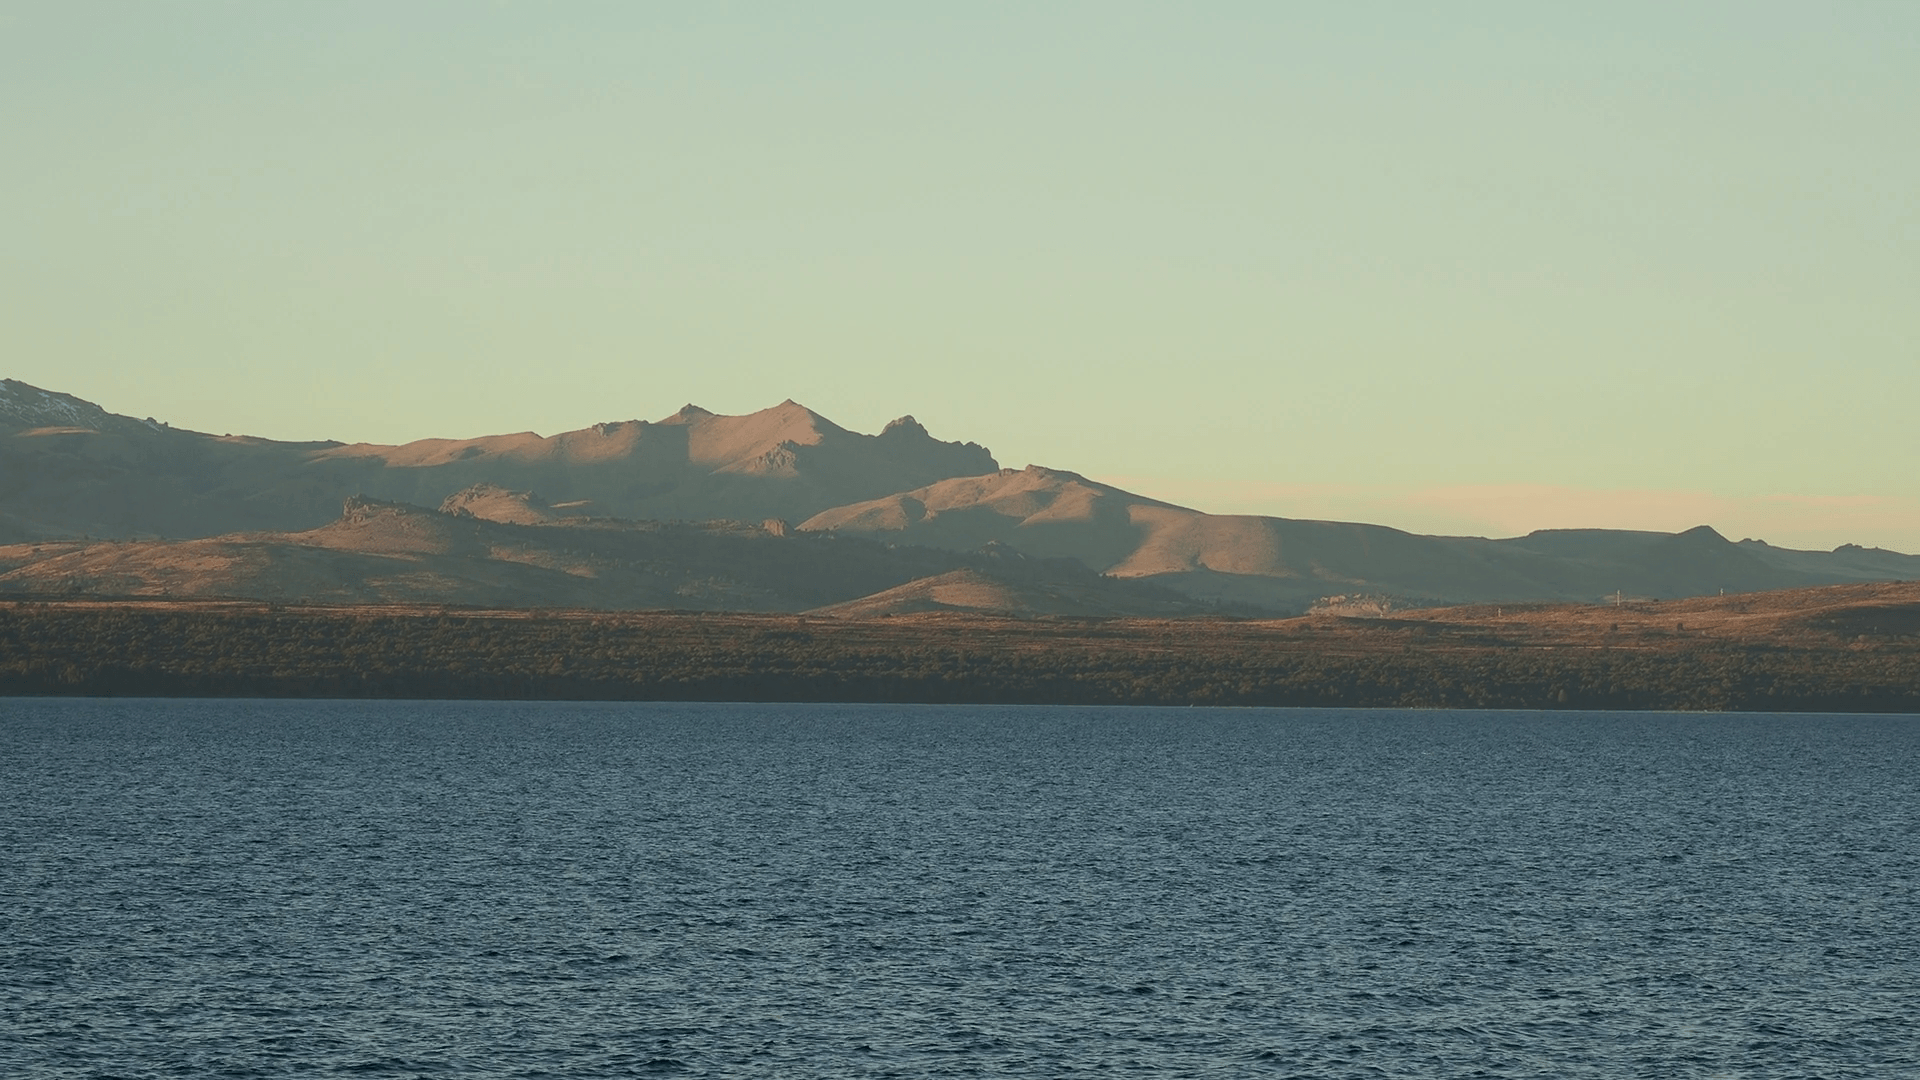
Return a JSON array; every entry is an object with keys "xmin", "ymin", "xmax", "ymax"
[{"xmin": 5, "ymin": 3, "xmax": 1916, "ymax": 547}]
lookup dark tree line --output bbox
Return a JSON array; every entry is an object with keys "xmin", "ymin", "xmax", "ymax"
[{"xmin": 4, "ymin": 603, "xmax": 1917, "ymax": 712}]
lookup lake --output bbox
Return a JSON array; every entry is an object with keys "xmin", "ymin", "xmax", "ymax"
[{"xmin": 3, "ymin": 700, "xmax": 1916, "ymax": 1077}]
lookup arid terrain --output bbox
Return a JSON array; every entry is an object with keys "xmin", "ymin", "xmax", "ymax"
[
  {"xmin": 0, "ymin": 379, "xmax": 994, "ymax": 539},
  {"xmin": 5, "ymin": 581, "xmax": 1915, "ymax": 711},
  {"xmin": 0, "ymin": 491, "xmax": 1207, "ymax": 617},
  {"xmin": 6, "ymin": 377, "xmax": 1917, "ymax": 616}
]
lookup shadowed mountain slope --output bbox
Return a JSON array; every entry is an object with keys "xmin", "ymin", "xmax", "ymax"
[
  {"xmin": 0, "ymin": 379, "xmax": 346, "ymax": 543},
  {"xmin": 0, "ymin": 379, "xmax": 994, "ymax": 541}
]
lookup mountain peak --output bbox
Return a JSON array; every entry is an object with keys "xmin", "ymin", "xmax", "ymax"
[
  {"xmin": 1025, "ymin": 464, "xmax": 1082, "ymax": 479},
  {"xmin": 1670, "ymin": 524, "xmax": 1731, "ymax": 546},
  {"xmin": 660, "ymin": 404, "xmax": 714, "ymax": 425},
  {"xmin": 763, "ymin": 399, "xmax": 836, "ymax": 425},
  {"xmin": 881, "ymin": 415, "xmax": 929, "ymax": 438}
]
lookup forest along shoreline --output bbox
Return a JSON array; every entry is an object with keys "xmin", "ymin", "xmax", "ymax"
[{"xmin": 3, "ymin": 584, "xmax": 1917, "ymax": 712}]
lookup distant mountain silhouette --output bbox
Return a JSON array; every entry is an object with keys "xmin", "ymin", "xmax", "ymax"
[
  {"xmin": 4, "ymin": 377, "xmax": 1916, "ymax": 614},
  {"xmin": 0, "ymin": 379, "xmax": 994, "ymax": 541}
]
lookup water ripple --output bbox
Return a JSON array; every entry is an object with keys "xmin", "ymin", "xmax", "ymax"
[{"xmin": 2, "ymin": 700, "xmax": 1916, "ymax": 1077}]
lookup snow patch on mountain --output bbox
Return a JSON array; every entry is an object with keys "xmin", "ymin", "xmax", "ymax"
[{"xmin": 0, "ymin": 379, "xmax": 163, "ymax": 433}]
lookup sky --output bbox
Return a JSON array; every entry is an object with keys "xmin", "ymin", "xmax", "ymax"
[{"xmin": 4, "ymin": 3, "xmax": 1916, "ymax": 550}]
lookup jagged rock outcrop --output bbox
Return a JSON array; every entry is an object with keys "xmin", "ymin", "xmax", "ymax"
[{"xmin": 438, "ymin": 484, "xmax": 569, "ymax": 525}]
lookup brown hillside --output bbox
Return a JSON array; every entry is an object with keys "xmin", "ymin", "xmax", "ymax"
[
  {"xmin": 312, "ymin": 401, "xmax": 996, "ymax": 523},
  {"xmin": 808, "ymin": 567, "xmax": 1202, "ymax": 618},
  {"xmin": 801, "ymin": 467, "xmax": 1920, "ymax": 612},
  {"xmin": 0, "ymin": 496, "xmax": 1170, "ymax": 616},
  {"xmin": 438, "ymin": 484, "xmax": 577, "ymax": 525}
]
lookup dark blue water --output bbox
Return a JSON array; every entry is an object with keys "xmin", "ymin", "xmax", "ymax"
[{"xmin": 2, "ymin": 701, "xmax": 1916, "ymax": 1078}]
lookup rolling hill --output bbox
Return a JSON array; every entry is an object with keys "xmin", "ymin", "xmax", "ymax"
[
  {"xmin": 0, "ymin": 494, "xmax": 1205, "ymax": 615},
  {"xmin": 800, "ymin": 466, "xmax": 1920, "ymax": 610}
]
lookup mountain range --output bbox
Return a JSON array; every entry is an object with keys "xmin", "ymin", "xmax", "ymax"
[
  {"xmin": 4, "ymin": 376, "xmax": 1915, "ymax": 615},
  {"xmin": 0, "ymin": 378, "xmax": 992, "ymax": 539}
]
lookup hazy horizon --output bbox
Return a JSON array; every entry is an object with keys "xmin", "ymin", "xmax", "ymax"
[{"xmin": 6, "ymin": 4, "xmax": 1915, "ymax": 550}]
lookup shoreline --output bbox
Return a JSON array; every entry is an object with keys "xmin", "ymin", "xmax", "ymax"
[{"xmin": 5, "ymin": 596, "xmax": 1916, "ymax": 713}]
